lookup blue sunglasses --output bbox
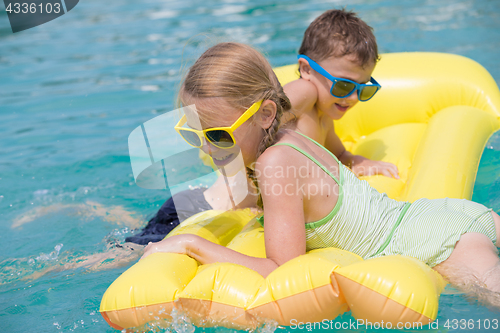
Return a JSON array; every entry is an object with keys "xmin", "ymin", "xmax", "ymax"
[{"xmin": 298, "ymin": 55, "xmax": 381, "ymax": 102}]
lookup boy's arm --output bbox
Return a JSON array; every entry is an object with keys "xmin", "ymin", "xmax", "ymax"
[
  {"xmin": 324, "ymin": 124, "xmax": 349, "ymax": 160},
  {"xmin": 324, "ymin": 127, "xmax": 400, "ymax": 179}
]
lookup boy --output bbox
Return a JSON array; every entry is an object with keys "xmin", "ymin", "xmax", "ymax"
[{"xmin": 284, "ymin": 9, "xmax": 399, "ymax": 178}]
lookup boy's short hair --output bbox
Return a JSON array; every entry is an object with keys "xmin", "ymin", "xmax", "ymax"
[{"xmin": 298, "ymin": 9, "xmax": 379, "ymax": 67}]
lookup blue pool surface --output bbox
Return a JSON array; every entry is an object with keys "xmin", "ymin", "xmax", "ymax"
[{"xmin": 1, "ymin": 0, "xmax": 500, "ymax": 332}]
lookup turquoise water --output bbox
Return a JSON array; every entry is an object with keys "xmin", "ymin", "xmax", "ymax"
[{"xmin": 1, "ymin": 0, "xmax": 500, "ymax": 332}]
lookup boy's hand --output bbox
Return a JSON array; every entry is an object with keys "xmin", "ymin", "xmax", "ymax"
[
  {"xmin": 340, "ymin": 151, "xmax": 399, "ymax": 179},
  {"xmin": 351, "ymin": 157, "xmax": 400, "ymax": 179}
]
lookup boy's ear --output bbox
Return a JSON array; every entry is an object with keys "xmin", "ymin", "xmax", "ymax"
[
  {"xmin": 298, "ymin": 57, "xmax": 313, "ymax": 80},
  {"xmin": 259, "ymin": 100, "xmax": 277, "ymax": 129}
]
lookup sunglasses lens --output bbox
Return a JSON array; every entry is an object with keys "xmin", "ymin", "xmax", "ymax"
[
  {"xmin": 206, "ymin": 130, "xmax": 234, "ymax": 148},
  {"xmin": 331, "ymin": 81, "xmax": 356, "ymax": 98},
  {"xmin": 180, "ymin": 130, "xmax": 202, "ymax": 147},
  {"xmin": 360, "ymin": 86, "xmax": 379, "ymax": 101}
]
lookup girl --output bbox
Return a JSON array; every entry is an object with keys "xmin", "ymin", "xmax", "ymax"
[{"xmin": 142, "ymin": 42, "xmax": 500, "ymax": 305}]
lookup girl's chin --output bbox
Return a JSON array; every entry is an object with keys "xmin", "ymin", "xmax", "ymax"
[
  {"xmin": 212, "ymin": 153, "xmax": 235, "ymax": 167},
  {"xmin": 210, "ymin": 148, "xmax": 255, "ymax": 171}
]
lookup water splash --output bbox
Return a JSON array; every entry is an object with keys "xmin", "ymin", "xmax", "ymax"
[
  {"xmin": 1, "ymin": 243, "xmax": 65, "ymax": 284},
  {"xmin": 35, "ymin": 243, "xmax": 63, "ymax": 261},
  {"xmin": 102, "ymin": 227, "xmax": 132, "ymax": 249},
  {"xmin": 256, "ymin": 320, "xmax": 279, "ymax": 333},
  {"xmin": 0, "ymin": 232, "xmax": 141, "ymax": 284},
  {"xmin": 171, "ymin": 308, "xmax": 196, "ymax": 333},
  {"xmin": 113, "ymin": 306, "xmax": 281, "ymax": 333}
]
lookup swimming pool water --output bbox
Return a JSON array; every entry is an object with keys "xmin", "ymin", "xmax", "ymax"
[{"xmin": 1, "ymin": 0, "xmax": 500, "ymax": 332}]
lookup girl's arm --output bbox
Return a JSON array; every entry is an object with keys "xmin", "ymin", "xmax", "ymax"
[
  {"xmin": 141, "ymin": 147, "xmax": 308, "ymax": 278},
  {"xmin": 255, "ymin": 146, "xmax": 307, "ymax": 263},
  {"xmin": 141, "ymin": 234, "xmax": 279, "ymax": 277}
]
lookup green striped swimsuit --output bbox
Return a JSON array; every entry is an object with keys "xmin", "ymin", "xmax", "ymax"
[{"xmin": 258, "ymin": 132, "xmax": 497, "ymax": 267}]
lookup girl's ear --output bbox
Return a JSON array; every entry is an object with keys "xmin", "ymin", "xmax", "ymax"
[
  {"xmin": 259, "ymin": 100, "xmax": 277, "ymax": 129},
  {"xmin": 298, "ymin": 57, "xmax": 312, "ymax": 80}
]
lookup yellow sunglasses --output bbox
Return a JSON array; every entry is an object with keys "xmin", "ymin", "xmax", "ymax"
[{"xmin": 174, "ymin": 100, "xmax": 263, "ymax": 149}]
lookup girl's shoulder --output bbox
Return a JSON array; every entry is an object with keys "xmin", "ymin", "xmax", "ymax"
[
  {"xmin": 256, "ymin": 130, "xmax": 340, "ymax": 179},
  {"xmin": 256, "ymin": 131, "xmax": 310, "ymax": 169}
]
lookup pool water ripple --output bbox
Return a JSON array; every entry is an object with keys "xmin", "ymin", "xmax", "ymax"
[{"xmin": 1, "ymin": 0, "xmax": 499, "ymax": 332}]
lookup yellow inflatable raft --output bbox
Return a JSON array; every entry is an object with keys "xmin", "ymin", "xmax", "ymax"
[{"xmin": 100, "ymin": 52, "xmax": 500, "ymax": 331}]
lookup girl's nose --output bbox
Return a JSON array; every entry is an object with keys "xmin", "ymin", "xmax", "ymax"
[{"xmin": 200, "ymin": 138, "xmax": 218, "ymax": 155}]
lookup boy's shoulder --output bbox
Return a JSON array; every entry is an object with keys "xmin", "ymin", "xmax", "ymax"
[
  {"xmin": 283, "ymin": 78, "xmax": 318, "ymax": 115},
  {"xmin": 284, "ymin": 78, "xmax": 317, "ymax": 97}
]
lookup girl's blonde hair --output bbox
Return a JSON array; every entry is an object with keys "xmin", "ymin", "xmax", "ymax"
[
  {"xmin": 179, "ymin": 42, "xmax": 291, "ymax": 158},
  {"xmin": 179, "ymin": 42, "xmax": 292, "ymax": 207}
]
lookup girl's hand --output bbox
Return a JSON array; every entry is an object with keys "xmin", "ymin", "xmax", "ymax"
[
  {"xmin": 140, "ymin": 233, "xmax": 280, "ymax": 277},
  {"xmin": 140, "ymin": 234, "xmax": 191, "ymax": 260},
  {"xmin": 351, "ymin": 158, "xmax": 400, "ymax": 179}
]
